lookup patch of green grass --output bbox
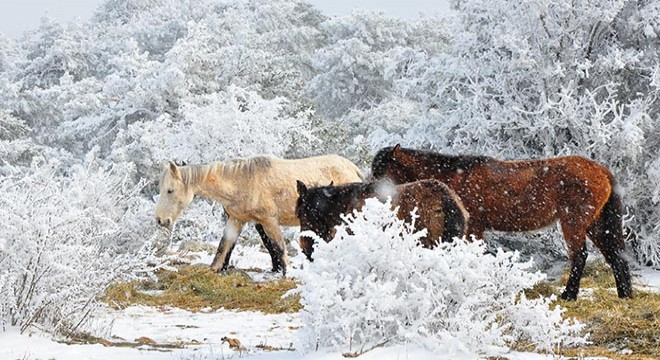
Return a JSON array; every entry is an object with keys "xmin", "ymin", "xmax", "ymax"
[{"xmin": 104, "ymin": 265, "xmax": 301, "ymax": 314}]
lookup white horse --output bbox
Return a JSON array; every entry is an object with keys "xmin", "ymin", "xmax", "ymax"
[{"xmin": 155, "ymin": 155, "xmax": 364, "ymax": 276}]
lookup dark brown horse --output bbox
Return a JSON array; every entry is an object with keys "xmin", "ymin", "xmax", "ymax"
[
  {"xmin": 371, "ymin": 145, "xmax": 633, "ymax": 300},
  {"xmin": 295, "ymin": 179, "xmax": 469, "ymax": 261}
]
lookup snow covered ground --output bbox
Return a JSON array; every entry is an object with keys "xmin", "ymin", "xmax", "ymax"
[
  {"xmin": 634, "ymin": 267, "xmax": 660, "ymax": 293},
  {"xmin": 0, "ymin": 322, "xmax": 609, "ymax": 360},
  {"xmin": 1, "ymin": 244, "xmax": 657, "ymax": 360}
]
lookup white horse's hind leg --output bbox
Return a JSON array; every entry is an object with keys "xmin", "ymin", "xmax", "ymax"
[
  {"xmin": 255, "ymin": 224, "xmax": 283, "ymax": 272},
  {"xmin": 210, "ymin": 217, "xmax": 245, "ymax": 272},
  {"xmin": 259, "ymin": 220, "xmax": 289, "ymax": 277}
]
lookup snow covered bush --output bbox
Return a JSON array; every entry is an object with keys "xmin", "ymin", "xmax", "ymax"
[
  {"xmin": 0, "ymin": 158, "xmax": 157, "ymax": 334},
  {"xmin": 293, "ymin": 199, "xmax": 585, "ymax": 357}
]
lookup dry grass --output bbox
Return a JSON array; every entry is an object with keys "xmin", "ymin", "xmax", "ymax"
[
  {"xmin": 103, "ymin": 260, "xmax": 659, "ymax": 359},
  {"xmin": 523, "ymin": 261, "xmax": 660, "ymax": 359},
  {"xmin": 104, "ymin": 265, "xmax": 301, "ymax": 314}
]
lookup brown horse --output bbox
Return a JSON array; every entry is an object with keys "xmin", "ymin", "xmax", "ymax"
[
  {"xmin": 371, "ymin": 145, "xmax": 633, "ymax": 300},
  {"xmin": 155, "ymin": 155, "xmax": 364, "ymax": 276},
  {"xmin": 295, "ymin": 179, "xmax": 469, "ymax": 261}
]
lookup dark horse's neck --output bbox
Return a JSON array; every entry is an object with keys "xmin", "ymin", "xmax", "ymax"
[{"xmin": 337, "ymin": 183, "xmax": 379, "ymax": 213}]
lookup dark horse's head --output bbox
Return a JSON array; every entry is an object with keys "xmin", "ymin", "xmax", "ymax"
[{"xmin": 295, "ymin": 180, "xmax": 350, "ymax": 261}]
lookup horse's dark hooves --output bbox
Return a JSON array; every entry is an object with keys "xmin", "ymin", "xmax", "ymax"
[
  {"xmin": 560, "ymin": 291, "xmax": 578, "ymax": 301},
  {"xmin": 214, "ymin": 265, "xmax": 235, "ymax": 275},
  {"xmin": 271, "ymin": 267, "xmax": 282, "ymax": 273},
  {"xmin": 618, "ymin": 289, "xmax": 634, "ymax": 299}
]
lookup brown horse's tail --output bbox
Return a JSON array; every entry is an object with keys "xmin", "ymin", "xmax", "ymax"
[
  {"xmin": 601, "ymin": 185, "xmax": 625, "ymax": 251},
  {"xmin": 593, "ymin": 177, "xmax": 633, "ymax": 298},
  {"xmin": 440, "ymin": 187, "xmax": 469, "ymax": 243}
]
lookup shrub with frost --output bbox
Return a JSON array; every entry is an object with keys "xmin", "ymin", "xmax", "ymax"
[
  {"xmin": 293, "ymin": 199, "xmax": 585, "ymax": 358},
  {"xmin": 0, "ymin": 158, "xmax": 157, "ymax": 335}
]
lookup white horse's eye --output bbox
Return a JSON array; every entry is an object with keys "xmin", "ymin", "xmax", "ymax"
[{"xmin": 167, "ymin": 189, "xmax": 174, "ymax": 194}]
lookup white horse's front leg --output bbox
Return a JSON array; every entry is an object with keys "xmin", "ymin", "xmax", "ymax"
[
  {"xmin": 259, "ymin": 220, "xmax": 289, "ymax": 277},
  {"xmin": 210, "ymin": 217, "xmax": 245, "ymax": 272}
]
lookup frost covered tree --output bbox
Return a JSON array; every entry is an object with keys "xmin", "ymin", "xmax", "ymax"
[
  {"xmin": 367, "ymin": 0, "xmax": 660, "ymax": 266},
  {"xmin": 0, "ymin": 159, "xmax": 156, "ymax": 334},
  {"xmin": 305, "ymin": 11, "xmax": 449, "ymax": 162},
  {"xmin": 111, "ymin": 86, "xmax": 316, "ymax": 184},
  {"xmin": 293, "ymin": 199, "xmax": 586, "ymax": 358},
  {"xmin": 306, "ymin": 11, "xmax": 448, "ymax": 119}
]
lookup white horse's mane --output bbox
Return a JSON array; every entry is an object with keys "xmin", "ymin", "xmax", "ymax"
[
  {"xmin": 221, "ymin": 156, "xmax": 273, "ymax": 177},
  {"xmin": 166, "ymin": 156, "xmax": 276, "ymax": 187}
]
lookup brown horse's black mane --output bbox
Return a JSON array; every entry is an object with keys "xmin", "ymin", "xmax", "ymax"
[
  {"xmin": 399, "ymin": 147, "xmax": 492, "ymax": 171},
  {"xmin": 372, "ymin": 146, "xmax": 493, "ymax": 179}
]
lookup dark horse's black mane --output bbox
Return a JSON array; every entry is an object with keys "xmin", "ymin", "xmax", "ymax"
[{"xmin": 302, "ymin": 182, "xmax": 378, "ymax": 214}]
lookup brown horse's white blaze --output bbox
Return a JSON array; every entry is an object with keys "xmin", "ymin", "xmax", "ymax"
[
  {"xmin": 371, "ymin": 145, "xmax": 634, "ymax": 300},
  {"xmin": 155, "ymin": 155, "xmax": 364, "ymax": 276}
]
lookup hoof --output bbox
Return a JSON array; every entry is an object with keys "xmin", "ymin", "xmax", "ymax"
[
  {"xmin": 617, "ymin": 289, "xmax": 634, "ymax": 299},
  {"xmin": 560, "ymin": 290, "xmax": 577, "ymax": 301},
  {"xmin": 209, "ymin": 265, "xmax": 222, "ymax": 273}
]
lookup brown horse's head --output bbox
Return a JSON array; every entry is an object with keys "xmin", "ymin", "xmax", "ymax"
[
  {"xmin": 155, "ymin": 161, "xmax": 194, "ymax": 228},
  {"xmin": 371, "ymin": 144, "xmax": 412, "ymax": 182}
]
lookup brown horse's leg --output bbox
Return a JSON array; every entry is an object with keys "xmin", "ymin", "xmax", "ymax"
[
  {"xmin": 587, "ymin": 193, "xmax": 634, "ymax": 298},
  {"xmin": 466, "ymin": 224, "xmax": 485, "ymax": 242},
  {"xmin": 465, "ymin": 223, "xmax": 497, "ymax": 255},
  {"xmin": 210, "ymin": 217, "xmax": 245, "ymax": 272},
  {"xmin": 259, "ymin": 220, "xmax": 289, "ymax": 277},
  {"xmin": 561, "ymin": 243, "xmax": 588, "ymax": 301},
  {"xmin": 559, "ymin": 213, "xmax": 590, "ymax": 300},
  {"xmin": 255, "ymin": 224, "xmax": 283, "ymax": 272},
  {"xmin": 600, "ymin": 248, "xmax": 633, "ymax": 298}
]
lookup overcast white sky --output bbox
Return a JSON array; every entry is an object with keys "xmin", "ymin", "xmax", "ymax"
[{"xmin": 0, "ymin": 0, "xmax": 451, "ymax": 38}]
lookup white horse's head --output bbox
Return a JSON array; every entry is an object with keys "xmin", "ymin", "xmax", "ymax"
[{"xmin": 155, "ymin": 161, "xmax": 194, "ymax": 228}]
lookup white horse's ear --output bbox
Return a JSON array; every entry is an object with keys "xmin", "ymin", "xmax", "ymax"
[
  {"xmin": 296, "ymin": 180, "xmax": 307, "ymax": 196},
  {"xmin": 168, "ymin": 161, "xmax": 182, "ymax": 179}
]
